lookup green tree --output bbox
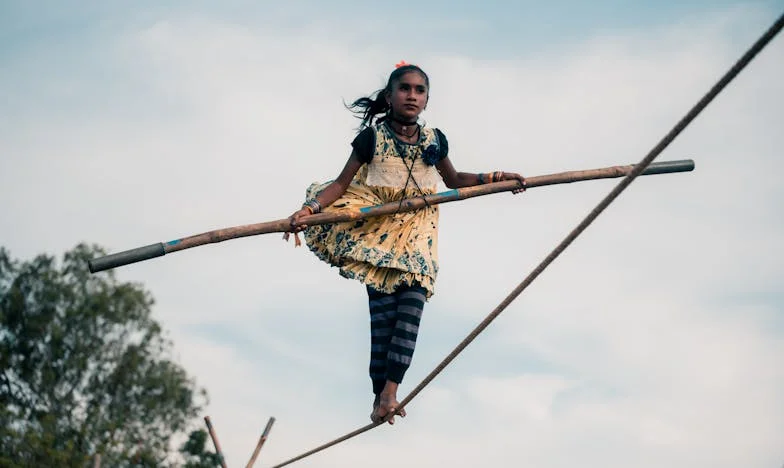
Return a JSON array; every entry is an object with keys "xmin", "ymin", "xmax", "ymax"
[
  {"xmin": 180, "ymin": 429, "xmax": 224, "ymax": 468},
  {"xmin": 0, "ymin": 244, "xmax": 218, "ymax": 467}
]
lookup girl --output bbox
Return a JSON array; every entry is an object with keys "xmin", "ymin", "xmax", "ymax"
[{"xmin": 287, "ymin": 61, "xmax": 525, "ymax": 424}]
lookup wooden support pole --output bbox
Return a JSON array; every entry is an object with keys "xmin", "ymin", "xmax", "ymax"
[
  {"xmin": 246, "ymin": 417, "xmax": 276, "ymax": 468},
  {"xmin": 204, "ymin": 416, "xmax": 228, "ymax": 468}
]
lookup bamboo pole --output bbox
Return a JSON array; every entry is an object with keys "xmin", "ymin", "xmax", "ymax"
[
  {"xmin": 204, "ymin": 416, "xmax": 228, "ymax": 468},
  {"xmin": 246, "ymin": 417, "xmax": 276, "ymax": 468},
  {"xmin": 88, "ymin": 159, "xmax": 694, "ymax": 273}
]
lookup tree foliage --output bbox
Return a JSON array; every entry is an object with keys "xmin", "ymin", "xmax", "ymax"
[{"xmin": 0, "ymin": 244, "xmax": 218, "ymax": 467}]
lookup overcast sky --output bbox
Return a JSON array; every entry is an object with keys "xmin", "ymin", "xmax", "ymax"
[{"xmin": 1, "ymin": 1, "xmax": 782, "ymax": 467}]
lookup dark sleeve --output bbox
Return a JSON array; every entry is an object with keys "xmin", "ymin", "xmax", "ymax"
[
  {"xmin": 351, "ymin": 127, "xmax": 376, "ymax": 164},
  {"xmin": 435, "ymin": 128, "xmax": 449, "ymax": 161}
]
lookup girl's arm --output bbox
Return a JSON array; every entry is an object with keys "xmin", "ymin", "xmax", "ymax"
[
  {"xmin": 289, "ymin": 150, "xmax": 364, "ymax": 231},
  {"xmin": 436, "ymin": 157, "xmax": 526, "ymax": 193}
]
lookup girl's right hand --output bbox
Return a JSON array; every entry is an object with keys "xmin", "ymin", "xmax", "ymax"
[{"xmin": 288, "ymin": 208, "xmax": 311, "ymax": 232}]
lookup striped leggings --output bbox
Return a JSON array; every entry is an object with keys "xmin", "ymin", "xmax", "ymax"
[{"xmin": 367, "ymin": 284, "xmax": 427, "ymax": 395}]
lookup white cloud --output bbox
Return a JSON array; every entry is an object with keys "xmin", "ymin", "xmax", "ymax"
[{"xmin": 1, "ymin": 4, "xmax": 782, "ymax": 468}]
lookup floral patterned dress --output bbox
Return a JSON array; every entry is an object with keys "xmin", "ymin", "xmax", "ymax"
[{"xmin": 302, "ymin": 123, "xmax": 445, "ymax": 299}]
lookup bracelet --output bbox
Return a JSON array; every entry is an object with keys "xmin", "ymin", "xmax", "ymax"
[
  {"xmin": 302, "ymin": 205, "xmax": 314, "ymax": 215},
  {"xmin": 302, "ymin": 198, "xmax": 321, "ymax": 214},
  {"xmin": 479, "ymin": 172, "xmax": 505, "ymax": 184}
]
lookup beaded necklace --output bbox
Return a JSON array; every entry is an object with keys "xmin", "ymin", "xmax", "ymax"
[{"xmin": 383, "ymin": 122, "xmax": 432, "ymax": 211}]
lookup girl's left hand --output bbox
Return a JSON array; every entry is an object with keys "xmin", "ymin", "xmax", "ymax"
[{"xmin": 501, "ymin": 172, "xmax": 526, "ymax": 194}]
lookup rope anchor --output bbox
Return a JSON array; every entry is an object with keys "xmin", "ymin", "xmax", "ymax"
[{"xmin": 203, "ymin": 415, "xmax": 276, "ymax": 468}]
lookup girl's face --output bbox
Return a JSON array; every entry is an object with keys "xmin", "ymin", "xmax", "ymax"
[{"xmin": 386, "ymin": 71, "xmax": 429, "ymax": 122}]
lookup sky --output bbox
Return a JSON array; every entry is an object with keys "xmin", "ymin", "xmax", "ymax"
[{"xmin": 1, "ymin": 1, "xmax": 783, "ymax": 467}]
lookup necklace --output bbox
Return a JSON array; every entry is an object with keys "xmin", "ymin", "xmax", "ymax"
[
  {"xmin": 385, "ymin": 125, "xmax": 432, "ymax": 211},
  {"xmin": 387, "ymin": 114, "xmax": 419, "ymax": 138},
  {"xmin": 389, "ymin": 113, "xmax": 418, "ymax": 126},
  {"xmin": 387, "ymin": 120, "xmax": 419, "ymax": 139}
]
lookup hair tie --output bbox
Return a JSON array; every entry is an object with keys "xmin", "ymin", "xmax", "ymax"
[{"xmin": 395, "ymin": 60, "xmax": 411, "ymax": 68}]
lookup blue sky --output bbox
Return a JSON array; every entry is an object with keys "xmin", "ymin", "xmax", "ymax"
[
  {"xmin": 1, "ymin": 2, "xmax": 783, "ymax": 467},
  {"xmin": 2, "ymin": 0, "xmax": 781, "ymax": 58}
]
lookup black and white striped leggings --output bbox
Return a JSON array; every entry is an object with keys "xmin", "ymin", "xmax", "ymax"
[{"xmin": 366, "ymin": 283, "xmax": 427, "ymax": 395}]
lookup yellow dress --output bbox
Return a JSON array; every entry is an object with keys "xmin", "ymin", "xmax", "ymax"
[{"xmin": 303, "ymin": 123, "xmax": 444, "ymax": 299}]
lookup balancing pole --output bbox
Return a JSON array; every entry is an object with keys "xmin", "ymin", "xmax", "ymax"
[{"xmin": 88, "ymin": 159, "xmax": 694, "ymax": 273}]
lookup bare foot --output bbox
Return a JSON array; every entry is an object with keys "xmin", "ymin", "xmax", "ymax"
[
  {"xmin": 372, "ymin": 393, "xmax": 406, "ymax": 425},
  {"xmin": 370, "ymin": 394, "xmax": 382, "ymax": 423}
]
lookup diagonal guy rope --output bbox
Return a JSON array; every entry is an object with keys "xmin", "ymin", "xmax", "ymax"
[{"xmin": 269, "ymin": 11, "xmax": 784, "ymax": 468}]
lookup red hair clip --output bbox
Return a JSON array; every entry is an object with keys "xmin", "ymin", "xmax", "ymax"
[{"xmin": 395, "ymin": 60, "xmax": 411, "ymax": 68}]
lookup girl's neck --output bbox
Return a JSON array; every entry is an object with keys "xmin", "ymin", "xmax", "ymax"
[
  {"xmin": 386, "ymin": 113, "xmax": 419, "ymax": 138},
  {"xmin": 388, "ymin": 112, "xmax": 418, "ymax": 126}
]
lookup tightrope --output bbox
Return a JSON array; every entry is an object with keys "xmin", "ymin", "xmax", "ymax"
[{"xmin": 269, "ymin": 11, "xmax": 784, "ymax": 468}]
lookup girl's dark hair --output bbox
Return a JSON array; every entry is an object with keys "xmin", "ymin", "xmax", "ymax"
[{"xmin": 347, "ymin": 64, "xmax": 430, "ymax": 130}]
